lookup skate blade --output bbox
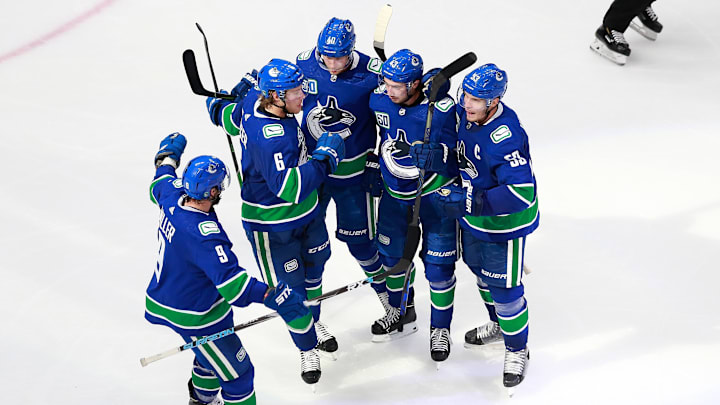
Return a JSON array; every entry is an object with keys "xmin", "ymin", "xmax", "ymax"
[
  {"xmin": 463, "ymin": 340, "xmax": 503, "ymax": 351},
  {"xmin": 310, "ymin": 383, "xmax": 317, "ymax": 394},
  {"xmin": 317, "ymin": 349, "xmax": 338, "ymax": 361},
  {"xmin": 629, "ymin": 18, "xmax": 658, "ymax": 40},
  {"xmin": 507, "ymin": 387, "xmax": 516, "ymax": 398},
  {"xmin": 589, "ymin": 38, "xmax": 627, "ymax": 65},
  {"xmin": 371, "ymin": 323, "xmax": 418, "ymax": 343}
]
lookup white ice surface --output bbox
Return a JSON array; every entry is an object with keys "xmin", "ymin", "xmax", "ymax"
[{"xmin": 1, "ymin": 1, "xmax": 719, "ymax": 404}]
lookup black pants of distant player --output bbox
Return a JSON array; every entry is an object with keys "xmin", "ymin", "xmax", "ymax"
[{"xmin": 603, "ymin": 0, "xmax": 655, "ymax": 32}]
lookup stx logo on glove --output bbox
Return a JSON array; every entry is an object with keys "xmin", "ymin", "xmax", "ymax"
[{"xmin": 274, "ymin": 285, "xmax": 292, "ymax": 306}]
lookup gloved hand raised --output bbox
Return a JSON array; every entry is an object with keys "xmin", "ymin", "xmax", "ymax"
[
  {"xmin": 231, "ymin": 69, "xmax": 258, "ymax": 103},
  {"xmin": 409, "ymin": 142, "xmax": 449, "ymax": 172},
  {"xmin": 362, "ymin": 152, "xmax": 383, "ymax": 197},
  {"xmin": 312, "ymin": 132, "xmax": 346, "ymax": 174},
  {"xmin": 154, "ymin": 132, "xmax": 187, "ymax": 168},
  {"xmin": 206, "ymin": 90, "xmax": 229, "ymax": 126},
  {"xmin": 432, "ymin": 182, "xmax": 483, "ymax": 218},
  {"xmin": 422, "ymin": 67, "xmax": 451, "ymax": 100},
  {"xmin": 263, "ymin": 282, "xmax": 311, "ymax": 323}
]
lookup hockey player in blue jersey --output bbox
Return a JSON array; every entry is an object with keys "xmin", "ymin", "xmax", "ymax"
[
  {"xmin": 205, "ymin": 59, "xmax": 346, "ymax": 370},
  {"xmin": 431, "ymin": 64, "xmax": 538, "ymax": 389},
  {"xmin": 146, "ymin": 133, "xmax": 322, "ymax": 403},
  {"xmin": 294, "ymin": 18, "xmax": 390, "ymax": 320},
  {"xmin": 368, "ymin": 49, "xmax": 459, "ymax": 344}
]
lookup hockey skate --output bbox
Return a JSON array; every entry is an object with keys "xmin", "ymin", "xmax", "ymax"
[
  {"xmin": 590, "ymin": 26, "xmax": 631, "ymax": 65},
  {"xmin": 299, "ymin": 348, "xmax": 321, "ymax": 387},
  {"xmin": 630, "ymin": 5, "xmax": 663, "ymax": 41},
  {"xmin": 504, "ymin": 347, "xmax": 530, "ymax": 397},
  {"xmin": 188, "ymin": 378, "xmax": 223, "ymax": 405},
  {"xmin": 377, "ymin": 291, "xmax": 393, "ymax": 315},
  {"xmin": 464, "ymin": 321, "xmax": 503, "ymax": 349},
  {"xmin": 314, "ymin": 321, "xmax": 338, "ymax": 361},
  {"xmin": 371, "ymin": 301, "xmax": 418, "ymax": 343},
  {"xmin": 430, "ymin": 327, "xmax": 452, "ymax": 365}
]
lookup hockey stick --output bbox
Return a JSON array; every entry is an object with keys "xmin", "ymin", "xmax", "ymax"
[
  {"xmin": 140, "ymin": 264, "xmax": 408, "ymax": 367},
  {"xmin": 182, "ymin": 49, "xmax": 234, "ymax": 100},
  {"xmin": 397, "ymin": 52, "xmax": 477, "ymax": 316},
  {"xmin": 373, "ymin": 4, "xmax": 393, "ymax": 61}
]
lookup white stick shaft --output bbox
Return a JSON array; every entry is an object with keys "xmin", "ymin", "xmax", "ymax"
[
  {"xmin": 373, "ymin": 4, "xmax": 393, "ymax": 48},
  {"xmin": 140, "ymin": 346, "xmax": 181, "ymax": 367}
]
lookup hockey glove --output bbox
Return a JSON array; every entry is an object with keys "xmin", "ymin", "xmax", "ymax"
[
  {"xmin": 422, "ymin": 67, "xmax": 451, "ymax": 100},
  {"xmin": 231, "ymin": 70, "xmax": 258, "ymax": 103},
  {"xmin": 409, "ymin": 142, "xmax": 450, "ymax": 172},
  {"xmin": 432, "ymin": 183, "xmax": 484, "ymax": 218},
  {"xmin": 206, "ymin": 90, "xmax": 229, "ymax": 126},
  {"xmin": 263, "ymin": 282, "xmax": 311, "ymax": 323},
  {"xmin": 154, "ymin": 132, "xmax": 187, "ymax": 168},
  {"xmin": 312, "ymin": 132, "xmax": 346, "ymax": 174},
  {"xmin": 362, "ymin": 152, "xmax": 383, "ymax": 197}
]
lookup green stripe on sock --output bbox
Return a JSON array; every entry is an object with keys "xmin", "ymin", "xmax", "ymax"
[
  {"xmin": 306, "ymin": 285, "xmax": 322, "ymax": 300},
  {"xmin": 192, "ymin": 372, "xmax": 221, "ymax": 391},
  {"xmin": 497, "ymin": 306, "xmax": 529, "ymax": 336},
  {"xmin": 286, "ymin": 312, "xmax": 313, "ymax": 334},
  {"xmin": 430, "ymin": 285, "xmax": 455, "ymax": 310},
  {"xmin": 478, "ymin": 287, "xmax": 494, "ymax": 305}
]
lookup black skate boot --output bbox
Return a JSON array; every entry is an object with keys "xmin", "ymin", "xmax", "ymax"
[
  {"xmin": 299, "ymin": 348, "xmax": 321, "ymax": 385},
  {"xmin": 630, "ymin": 5, "xmax": 663, "ymax": 40},
  {"xmin": 590, "ymin": 25, "xmax": 631, "ymax": 65},
  {"xmin": 430, "ymin": 327, "xmax": 452, "ymax": 362},
  {"xmin": 315, "ymin": 321, "xmax": 338, "ymax": 360},
  {"xmin": 464, "ymin": 321, "xmax": 503, "ymax": 349},
  {"xmin": 188, "ymin": 378, "xmax": 223, "ymax": 405},
  {"xmin": 371, "ymin": 298, "xmax": 418, "ymax": 342},
  {"xmin": 503, "ymin": 347, "xmax": 530, "ymax": 397}
]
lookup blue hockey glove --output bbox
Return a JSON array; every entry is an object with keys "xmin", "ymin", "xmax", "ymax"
[
  {"xmin": 409, "ymin": 142, "xmax": 450, "ymax": 172},
  {"xmin": 154, "ymin": 132, "xmax": 187, "ymax": 168},
  {"xmin": 231, "ymin": 69, "xmax": 258, "ymax": 103},
  {"xmin": 263, "ymin": 282, "xmax": 311, "ymax": 323},
  {"xmin": 362, "ymin": 152, "xmax": 383, "ymax": 197},
  {"xmin": 312, "ymin": 132, "xmax": 346, "ymax": 174},
  {"xmin": 422, "ymin": 67, "xmax": 451, "ymax": 100},
  {"xmin": 432, "ymin": 183, "xmax": 484, "ymax": 218},
  {"xmin": 206, "ymin": 89, "xmax": 229, "ymax": 126}
]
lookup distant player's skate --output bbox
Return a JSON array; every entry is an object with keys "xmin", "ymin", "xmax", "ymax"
[
  {"xmin": 314, "ymin": 321, "xmax": 338, "ymax": 361},
  {"xmin": 504, "ymin": 347, "xmax": 530, "ymax": 397},
  {"xmin": 464, "ymin": 321, "xmax": 503, "ymax": 350},
  {"xmin": 371, "ymin": 301, "xmax": 418, "ymax": 342},
  {"xmin": 590, "ymin": 26, "xmax": 631, "ymax": 65},
  {"xmin": 629, "ymin": 5, "xmax": 663, "ymax": 41},
  {"xmin": 430, "ymin": 327, "xmax": 451, "ymax": 369}
]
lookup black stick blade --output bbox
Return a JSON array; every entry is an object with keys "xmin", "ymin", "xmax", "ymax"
[
  {"xmin": 182, "ymin": 49, "xmax": 233, "ymax": 100},
  {"xmin": 430, "ymin": 52, "xmax": 477, "ymax": 101}
]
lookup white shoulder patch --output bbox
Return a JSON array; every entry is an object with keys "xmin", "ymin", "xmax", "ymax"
[
  {"xmin": 198, "ymin": 221, "xmax": 220, "ymax": 236},
  {"xmin": 490, "ymin": 125, "xmax": 512, "ymax": 144},
  {"xmin": 297, "ymin": 49, "xmax": 313, "ymax": 61},
  {"xmin": 172, "ymin": 179, "xmax": 183, "ymax": 188},
  {"xmin": 435, "ymin": 97, "xmax": 455, "ymax": 113},
  {"xmin": 263, "ymin": 123, "xmax": 285, "ymax": 139}
]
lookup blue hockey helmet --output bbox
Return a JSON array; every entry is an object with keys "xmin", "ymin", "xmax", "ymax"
[
  {"xmin": 382, "ymin": 49, "xmax": 424, "ymax": 84},
  {"xmin": 258, "ymin": 59, "xmax": 305, "ymax": 99},
  {"xmin": 461, "ymin": 63, "xmax": 508, "ymax": 103},
  {"xmin": 317, "ymin": 17, "xmax": 356, "ymax": 57},
  {"xmin": 182, "ymin": 155, "xmax": 230, "ymax": 200}
]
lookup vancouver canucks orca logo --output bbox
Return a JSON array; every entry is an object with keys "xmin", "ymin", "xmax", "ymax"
[
  {"xmin": 457, "ymin": 141, "xmax": 478, "ymax": 179},
  {"xmin": 306, "ymin": 95, "xmax": 356, "ymax": 141},
  {"xmin": 380, "ymin": 129, "xmax": 419, "ymax": 180}
]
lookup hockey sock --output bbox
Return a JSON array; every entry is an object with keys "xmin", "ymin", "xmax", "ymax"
[
  {"xmin": 305, "ymin": 275, "xmax": 322, "ymax": 322},
  {"xmin": 220, "ymin": 364, "xmax": 256, "ymax": 405},
  {"xmin": 222, "ymin": 390, "xmax": 256, "ymax": 405},
  {"xmin": 490, "ymin": 285, "xmax": 529, "ymax": 350},
  {"xmin": 476, "ymin": 278, "xmax": 498, "ymax": 323},
  {"xmin": 384, "ymin": 260, "xmax": 416, "ymax": 308},
  {"xmin": 429, "ymin": 274, "xmax": 456, "ymax": 329},
  {"xmin": 347, "ymin": 243, "xmax": 386, "ymax": 295},
  {"xmin": 191, "ymin": 360, "xmax": 221, "ymax": 402}
]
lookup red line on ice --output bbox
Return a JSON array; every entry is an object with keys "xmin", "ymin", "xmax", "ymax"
[{"xmin": 0, "ymin": 0, "xmax": 116, "ymax": 64}]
